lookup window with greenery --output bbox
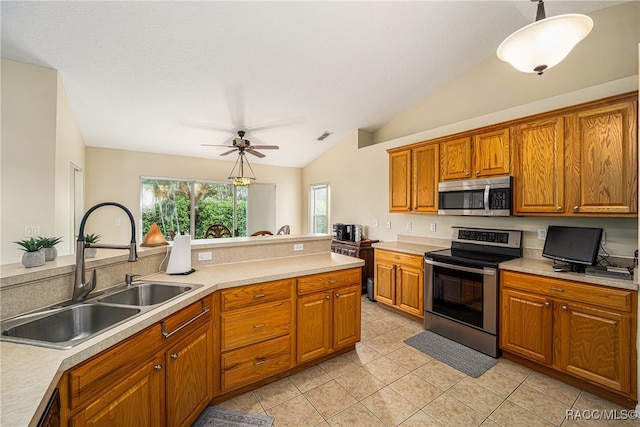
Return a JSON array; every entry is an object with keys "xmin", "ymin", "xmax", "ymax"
[
  {"xmin": 141, "ymin": 178, "xmax": 248, "ymax": 239},
  {"xmin": 310, "ymin": 183, "xmax": 329, "ymax": 233}
]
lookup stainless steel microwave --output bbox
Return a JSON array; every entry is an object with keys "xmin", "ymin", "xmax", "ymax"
[{"xmin": 438, "ymin": 176, "xmax": 512, "ymax": 216}]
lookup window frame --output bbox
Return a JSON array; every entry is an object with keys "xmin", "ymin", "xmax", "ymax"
[{"xmin": 309, "ymin": 183, "xmax": 330, "ymax": 234}]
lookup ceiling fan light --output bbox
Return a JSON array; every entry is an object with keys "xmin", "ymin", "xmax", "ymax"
[
  {"xmin": 497, "ymin": 13, "xmax": 593, "ymax": 74},
  {"xmin": 230, "ymin": 176, "xmax": 255, "ymax": 186}
]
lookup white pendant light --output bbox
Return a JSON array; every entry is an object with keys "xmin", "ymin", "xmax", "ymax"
[{"xmin": 497, "ymin": 0, "xmax": 593, "ymax": 75}]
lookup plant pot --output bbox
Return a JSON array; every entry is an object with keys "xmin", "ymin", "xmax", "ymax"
[
  {"xmin": 22, "ymin": 250, "xmax": 45, "ymax": 268},
  {"xmin": 85, "ymin": 248, "xmax": 97, "ymax": 258},
  {"xmin": 43, "ymin": 247, "xmax": 57, "ymax": 262}
]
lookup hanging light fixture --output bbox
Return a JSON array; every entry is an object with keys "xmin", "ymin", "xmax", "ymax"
[
  {"xmin": 228, "ymin": 151, "xmax": 256, "ymax": 186},
  {"xmin": 497, "ymin": 0, "xmax": 593, "ymax": 75}
]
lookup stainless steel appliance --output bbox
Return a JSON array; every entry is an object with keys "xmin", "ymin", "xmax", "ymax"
[
  {"xmin": 424, "ymin": 227, "xmax": 522, "ymax": 357},
  {"xmin": 438, "ymin": 176, "xmax": 512, "ymax": 216}
]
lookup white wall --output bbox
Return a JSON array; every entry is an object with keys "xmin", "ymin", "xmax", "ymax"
[{"xmin": 84, "ymin": 147, "xmax": 301, "ymax": 244}]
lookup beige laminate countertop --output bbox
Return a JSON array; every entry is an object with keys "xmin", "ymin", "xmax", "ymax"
[
  {"xmin": 373, "ymin": 241, "xmax": 637, "ymax": 292},
  {"xmin": 0, "ymin": 252, "xmax": 364, "ymax": 427}
]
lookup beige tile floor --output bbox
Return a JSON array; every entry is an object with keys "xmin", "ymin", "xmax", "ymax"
[{"xmin": 212, "ymin": 296, "xmax": 639, "ymax": 426}]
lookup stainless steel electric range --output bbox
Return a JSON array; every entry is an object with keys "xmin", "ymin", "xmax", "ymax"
[{"xmin": 424, "ymin": 227, "xmax": 522, "ymax": 357}]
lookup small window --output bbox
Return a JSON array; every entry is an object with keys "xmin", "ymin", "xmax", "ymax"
[{"xmin": 310, "ymin": 183, "xmax": 329, "ymax": 233}]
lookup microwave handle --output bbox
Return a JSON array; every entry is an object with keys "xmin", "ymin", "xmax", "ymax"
[
  {"xmin": 424, "ymin": 258, "xmax": 496, "ymax": 276},
  {"xmin": 484, "ymin": 184, "xmax": 490, "ymax": 215}
]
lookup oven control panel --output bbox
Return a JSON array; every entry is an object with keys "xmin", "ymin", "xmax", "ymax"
[{"xmin": 452, "ymin": 227, "xmax": 522, "ymax": 249}]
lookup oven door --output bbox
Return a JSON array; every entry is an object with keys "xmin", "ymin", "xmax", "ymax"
[{"xmin": 424, "ymin": 258, "xmax": 498, "ymax": 334}]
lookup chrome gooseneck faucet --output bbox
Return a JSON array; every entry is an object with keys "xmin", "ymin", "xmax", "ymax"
[{"xmin": 73, "ymin": 202, "xmax": 138, "ymax": 302}]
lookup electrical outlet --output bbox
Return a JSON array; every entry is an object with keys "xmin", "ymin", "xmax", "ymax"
[
  {"xmin": 430, "ymin": 223, "xmax": 436, "ymax": 232},
  {"xmin": 198, "ymin": 252, "xmax": 212, "ymax": 261},
  {"xmin": 406, "ymin": 221, "xmax": 412, "ymax": 230},
  {"xmin": 385, "ymin": 221, "xmax": 391, "ymax": 229},
  {"xmin": 294, "ymin": 243, "xmax": 304, "ymax": 251},
  {"xmin": 601, "ymin": 231, "xmax": 606, "ymax": 245},
  {"xmin": 24, "ymin": 226, "xmax": 32, "ymax": 237},
  {"xmin": 537, "ymin": 228, "xmax": 547, "ymax": 240},
  {"xmin": 372, "ymin": 220, "xmax": 379, "ymax": 227},
  {"xmin": 32, "ymin": 226, "xmax": 40, "ymax": 237}
]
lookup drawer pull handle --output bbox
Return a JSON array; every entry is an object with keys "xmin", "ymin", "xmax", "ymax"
[
  {"xmin": 154, "ymin": 364, "xmax": 162, "ymax": 371},
  {"xmin": 253, "ymin": 323, "xmax": 266, "ymax": 329},
  {"xmin": 161, "ymin": 299, "xmax": 209, "ymax": 338},
  {"xmin": 549, "ymin": 287, "xmax": 565, "ymax": 292},
  {"xmin": 254, "ymin": 358, "xmax": 267, "ymax": 366},
  {"xmin": 329, "ymin": 279, "xmax": 337, "ymax": 284},
  {"xmin": 171, "ymin": 353, "xmax": 178, "ymax": 360},
  {"xmin": 562, "ymin": 305, "xmax": 568, "ymax": 311},
  {"xmin": 544, "ymin": 302, "xmax": 550, "ymax": 308},
  {"xmin": 254, "ymin": 293, "xmax": 265, "ymax": 299}
]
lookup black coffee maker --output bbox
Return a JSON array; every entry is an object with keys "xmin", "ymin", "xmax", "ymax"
[{"xmin": 333, "ymin": 223, "xmax": 351, "ymax": 241}]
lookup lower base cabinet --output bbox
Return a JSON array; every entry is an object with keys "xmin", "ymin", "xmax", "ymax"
[
  {"xmin": 374, "ymin": 249, "xmax": 424, "ymax": 319},
  {"xmin": 500, "ymin": 271, "xmax": 637, "ymax": 404},
  {"xmin": 61, "ymin": 297, "xmax": 213, "ymax": 427}
]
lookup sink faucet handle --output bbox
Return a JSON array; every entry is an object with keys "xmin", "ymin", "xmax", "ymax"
[{"xmin": 125, "ymin": 273, "xmax": 141, "ymax": 286}]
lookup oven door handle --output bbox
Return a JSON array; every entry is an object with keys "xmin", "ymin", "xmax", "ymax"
[{"xmin": 424, "ymin": 258, "xmax": 496, "ymax": 276}]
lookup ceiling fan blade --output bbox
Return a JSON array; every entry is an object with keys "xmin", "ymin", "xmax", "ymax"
[
  {"xmin": 220, "ymin": 149, "xmax": 238, "ymax": 156},
  {"xmin": 200, "ymin": 144, "xmax": 234, "ymax": 147},
  {"xmin": 246, "ymin": 149, "xmax": 266, "ymax": 158},
  {"xmin": 249, "ymin": 145, "xmax": 279, "ymax": 150}
]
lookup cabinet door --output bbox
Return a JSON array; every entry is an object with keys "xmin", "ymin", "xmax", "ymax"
[
  {"xmin": 333, "ymin": 285, "xmax": 361, "ymax": 349},
  {"xmin": 500, "ymin": 288, "xmax": 553, "ymax": 364},
  {"xmin": 166, "ymin": 323, "xmax": 213, "ymax": 427},
  {"xmin": 440, "ymin": 137, "xmax": 472, "ymax": 180},
  {"xmin": 513, "ymin": 117, "xmax": 565, "ymax": 214},
  {"xmin": 567, "ymin": 101, "xmax": 638, "ymax": 215},
  {"xmin": 555, "ymin": 302, "xmax": 632, "ymax": 394},
  {"xmin": 389, "ymin": 150, "xmax": 411, "ymax": 212},
  {"xmin": 374, "ymin": 260, "xmax": 395, "ymax": 306},
  {"xmin": 70, "ymin": 356, "xmax": 164, "ymax": 427},
  {"xmin": 412, "ymin": 144, "xmax": 439, "ymax": 213},
  {"xmin": 396, "ymin": 265, "xmax": 423, "ymax": 318},
  {"xmin": 474, "ymin": 128, "xmax": 510, "ymax": 177},
  {"xmin": 297, "ymin": 291, "xmax": 332, "ymax": 363}
]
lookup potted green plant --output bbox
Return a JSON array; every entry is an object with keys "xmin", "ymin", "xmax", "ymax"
[
  {"xmin": 84, "ymin": 233, "xmax": 101, "ymax": 258},
  {"xmin": 37, "ymin": 236, "xmax": 63, "ymax": 261},
  {"xmin": 14, "ymin": 237, "xmax": 45, "ymax": 268}
]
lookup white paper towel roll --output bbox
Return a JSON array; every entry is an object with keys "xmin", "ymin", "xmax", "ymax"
[{"xmin": 166, "ymin": 234, "xmax": 192, "ymax": 274}]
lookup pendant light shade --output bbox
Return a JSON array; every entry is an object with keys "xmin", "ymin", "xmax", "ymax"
[
  {"xmin": 497, "ymin": 1, "xmax": 593, "ymax": 75},
  {"xmin": 228, "ymin": 152, "xmax": 256, "ymax": 186}
]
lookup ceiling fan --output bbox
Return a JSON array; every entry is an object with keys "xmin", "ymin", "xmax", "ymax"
[{"xmin": 201, "ymin": 130, "xmax": 279, "ymax": 159}]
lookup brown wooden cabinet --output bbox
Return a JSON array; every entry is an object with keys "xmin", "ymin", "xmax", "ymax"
[
  {"xmin": 514, "ymin": 95, "xmax": 637, "ymax": 216},
  {"xmin": 440, "ymin": 129, "xmax": 510, "ymax": 181},
  {"xmin": 374, "ymin": 249, "xmax": 424, "ymax": 320},
  {"xmin": 297, "ymin": 268, "xmax": 361, "ymax": 363},
  {"xmin": 388, "ymin": 143, "xmax": 439, "ymax": 214},
  {"xmin": 500, "ymin": 270, "xmax": 637, "ymax": 404},
  {"xmin": 218, "ymin": 279, "xmax": 295, "ymax": 393},
  {"xmin": 62, "ymin": 297, "xmax": 213, "ymax": 427}
]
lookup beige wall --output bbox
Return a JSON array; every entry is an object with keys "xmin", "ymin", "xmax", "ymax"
[
  {"xmin": 84, "ymin": 147, "xmax": 302, "ymax": 244},
  {"xmin": 0, "ymin": 59, "xmax": 85, "ymax": 264}
]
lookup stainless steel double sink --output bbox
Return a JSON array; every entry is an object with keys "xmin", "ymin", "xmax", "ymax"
[{"xmin": 0, "ymin": 281, "xmax": 202, "ymax": 349}]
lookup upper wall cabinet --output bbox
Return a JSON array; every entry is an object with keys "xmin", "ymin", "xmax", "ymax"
[
  {"xmin": 388, "ymin": 143, "xmax": 439, "ymax": 213},
  {"xmin": 514, "ymin": 96, "xmax": 637, "ymax": 217},
  {"xmin": 440, "ymin": 129, "xmax": 510, "ymax": 181}
]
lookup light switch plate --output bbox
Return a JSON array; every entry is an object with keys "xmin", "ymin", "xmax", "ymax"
[{"xmin": 198, "ymin": 252, "xmax": 212, "ymax": 261}]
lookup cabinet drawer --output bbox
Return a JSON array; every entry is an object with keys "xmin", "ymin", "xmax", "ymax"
[
  {"xmin": 298, "ymin": 268, "xmax": 360, "ymax": 295},
  {"xmin": 221, "ymin": 335, "xmax": 292, "ymax": 392},
  {"xmin": 501, "ymin": 271, "xmax": 633, "ymax": 313},
  {"xmin": 68, "ymin": 324, "xmax": 161, "ymax": 409},
  {"xmin": 221, "ymin": 300, "xmax": 291, "ymax": 351},
  {"xmin": 161, "ymin": 297, "xmax": 212, "ymax": 341},
  {"xmin": 375, "ymin": 249, "xmax": 423, "ymax": 269},
  {"xmin": 221, "ymin": 279, "xmax": 293, "ymax": 311}
]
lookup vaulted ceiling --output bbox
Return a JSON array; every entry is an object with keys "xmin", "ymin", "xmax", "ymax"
[{"xmin": 1, "ymin": 1, "xmax": 625, "ymax": 168}]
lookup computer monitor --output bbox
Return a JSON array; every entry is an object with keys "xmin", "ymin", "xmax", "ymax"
[{"xmin": 542, "ymin": 226, "xmax": 603, "ymax": 272}]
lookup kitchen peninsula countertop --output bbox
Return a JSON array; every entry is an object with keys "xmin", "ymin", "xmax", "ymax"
[
  {"xmin": 372, "ymin": 240, "xmax": 447, "ymax": 256},
  {"xmin": 0, "ymin": 252, "xmax": 363, "ymax": 427}
]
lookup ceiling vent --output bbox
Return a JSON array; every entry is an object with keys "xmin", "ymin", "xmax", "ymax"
[{"xmin": 317, "ymin": 132, "xmax": 332, "ymax": 141}]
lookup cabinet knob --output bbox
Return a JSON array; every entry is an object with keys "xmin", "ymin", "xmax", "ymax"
[
  {"xmin": 326, "ymin": 295, "xmax": 330, "ymax": 300},
  {"xmin": 556, "ymin": 206, "xmax": 562, "ymax": 211},
  {"xmin": 407, "ymin": 207, "xmax": 411, "ymax": 211},
  {"xmin": 475, "ymin": 170, "xmax": 480, "ymax": 175},
  {"xmin": 336, "ymin": 293, "xmax": 340, "ymax": 298},
  {"xmin": 154, "ymin": 364, "xmax": 163, "ymax": 371},
  {"xmin": 171, "ymin": 353, "xmax": 178, "ymax": 360},
  {"xmin": 465, "ymin": 172, "xmax": 470, "ymax": 177},
  {"xmin": 562, "ymin": 305, "xmax": 568, "ymax": 311},
  {"xmin": 573, "ymin": 205, "xmax": 579, "ymax": 211},
  {"xmin": 544, "ymin": 302, "xmax": 550, "ymax": 308}
]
